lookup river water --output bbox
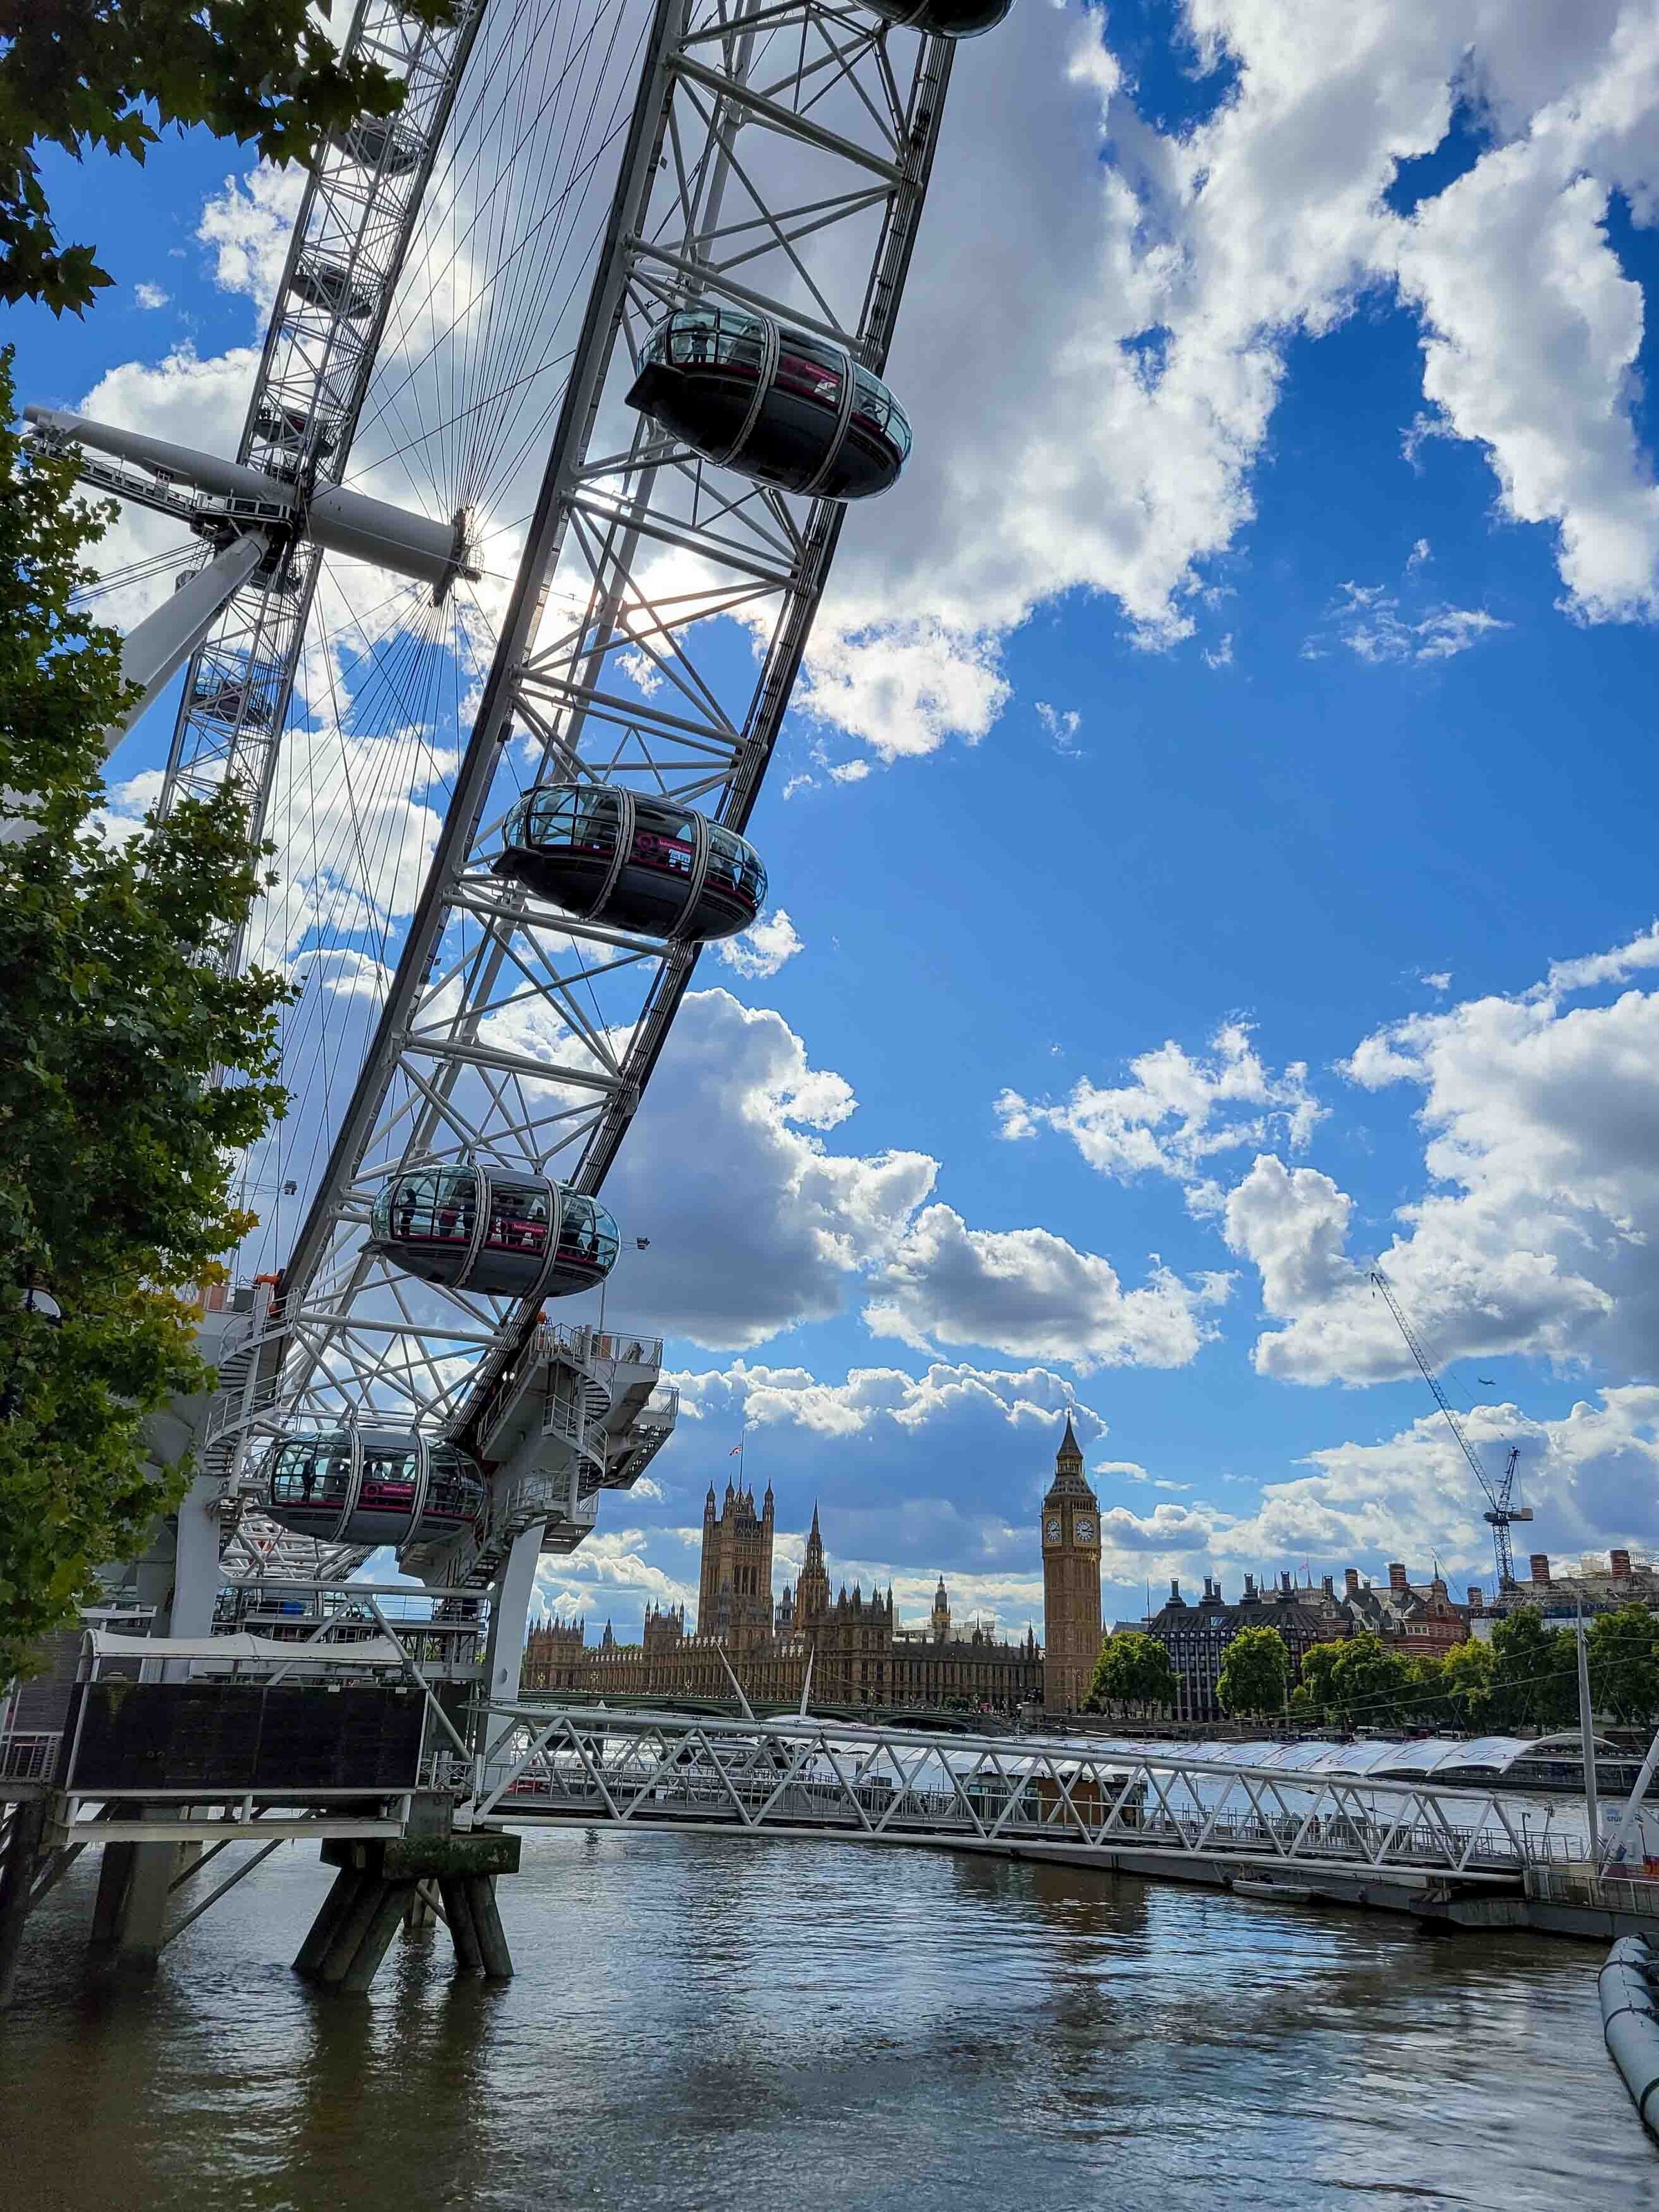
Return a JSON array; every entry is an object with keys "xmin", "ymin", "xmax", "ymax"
[{"xmin": 1, "ymin": 1828, "xmax": 1653, "ymax": 2211}]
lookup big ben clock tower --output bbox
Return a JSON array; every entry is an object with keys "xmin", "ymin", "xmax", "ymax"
[{"xmin": 1041, "ymin": 1414, "xmax": 1102, "ymax": 1711}]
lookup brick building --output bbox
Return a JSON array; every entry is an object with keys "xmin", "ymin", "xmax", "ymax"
[{"xmin": 1135, "ymin": 1560, "xmax": 1472, "ymax": 1719}]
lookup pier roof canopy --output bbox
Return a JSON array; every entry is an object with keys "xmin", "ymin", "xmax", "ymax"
[{"xmin": 1056, "ymin": 1732, "xmax": 1620, "ymax": 1782}]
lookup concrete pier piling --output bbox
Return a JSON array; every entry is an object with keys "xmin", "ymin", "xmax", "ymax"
[
  {"xmin": 296, "ymin": 1803, "xmax": 520, "ymax": 1992},
  {"xmin": 0, "ymin": 1796, "xmax": 48, "ymax": 2006}
]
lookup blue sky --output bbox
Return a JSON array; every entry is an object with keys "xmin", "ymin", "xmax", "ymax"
[{"xmin": 17, "ymin": 0, "xmax": 1659, "ymax": 1640}]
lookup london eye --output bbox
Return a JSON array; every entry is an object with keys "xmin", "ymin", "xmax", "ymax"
[{"xmin": 28, "ymin": 0, "xmax": 1009, "ymax": 1669}]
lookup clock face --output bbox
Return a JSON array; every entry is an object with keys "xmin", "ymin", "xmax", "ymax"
[
  {"xmin": 1075, "ymin": 1515, "xmax": 1096, "ymax": 1541},
  {"xmin": 1044, "ymin": 1517, "xmax": 1062, "ymax": 1541}
]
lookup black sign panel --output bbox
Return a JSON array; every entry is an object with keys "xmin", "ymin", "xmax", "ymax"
[{"xmin": 64, "ymin": 1683, "xmax": 425, "ymax": 1792}]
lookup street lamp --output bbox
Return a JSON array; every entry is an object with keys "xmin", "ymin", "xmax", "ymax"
[{"xmin": 1, "ymin": 1277, "xmax": 66, "ymax": 1421}]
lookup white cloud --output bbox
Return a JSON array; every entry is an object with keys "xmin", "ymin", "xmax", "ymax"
[
  {"xmin": 1312, "ymin": 581, "xmax": 1509, "ymax": 664},
  {"xmin": 598, "ymin": 989, "xmax": 935, "ymax": 1348},
  {"xmin": 998, "ymin": 1022, "xmax": 1320, "ymax": 1206},
  {"xmin": 1035, "ymin": 701, "xmax": 1084, "ymax": 756},
  {"xmin": 674, "ymin": 1357, "xmax": 1104, "ymax": 1443},
  {"xmin": 93, "ymin": 767, "xmax": 165, "ymax": 847},
  {"xmin": 532, "ymin": 1528, "xmax": 697, "ymax": 1619},
  {"xmin": 1210, "ymin": 1387, "xmax": 1659, "ymax": 1586},
  {"xmin": 797, "ymin": 621, "xmax": 1010, "ymax": 765},
  {"xmin": 1225, "ymin": 928, "xmax": 1659, "ymax": 1382},
  {"xmin": 715, "ymin": 907, "xmax": 804, "ymax": 981},
  {"xmin": 196, "ymin": 162, "xmax": 306, "ymax": 314},
  {"xmin": 1541, "ymin": 919, "xmax": 1659, "ymax": 997},
  {"xmin": 603, "ymin": 991, "xmax": 1219, "ymax": 1370},
  {"xmin": 799, "ymin": 2, "xmax": 1659, "ymax": 765},
  {"xmin": 73, "ymin": 344, "xmax": 260, "ymax": 628},
  {"xmin": 865, "ymin": 1206, "xmax": 1227, "ymax": 1371},
  {"xmin": 133, "ymin": 282, "xmax": 169, "ymax": 310}
]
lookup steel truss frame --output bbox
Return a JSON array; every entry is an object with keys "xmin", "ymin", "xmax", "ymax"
[
  {"xmin": 225, "ymin": 0, "xmax": 955, "ymax": 1465},
  {"xmin": 459, "ymin": 1707, "xmax": 1575, "ymax": 1884},
  {"xmin": 156, "ymin": 0, "xmax": 487, "ymax": 841}
]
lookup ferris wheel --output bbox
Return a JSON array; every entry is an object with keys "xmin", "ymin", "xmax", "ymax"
[{"xmin": 30, "ymin": 0, "xmax": 1011, "ymax": 1655}]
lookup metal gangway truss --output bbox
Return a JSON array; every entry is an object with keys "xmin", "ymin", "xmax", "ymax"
[{"xmin": 456, "ymin": 1707, "xmax": 1584, "ymax": 1891}]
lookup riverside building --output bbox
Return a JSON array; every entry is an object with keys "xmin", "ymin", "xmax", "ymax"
[{"xmin": 1136, "ymin": 1563, "xmax": 1472, "ymax": 1721}]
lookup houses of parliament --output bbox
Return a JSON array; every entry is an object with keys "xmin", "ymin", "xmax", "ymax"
[{"xmin": 522, "ymin": 1416, "xmax": 1103, "ymax": 1713}]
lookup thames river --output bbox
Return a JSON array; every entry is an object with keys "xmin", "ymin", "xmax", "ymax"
[{"xmin": 1, "ymin": 1828, "xmax": 1652, "ymax": 2210}]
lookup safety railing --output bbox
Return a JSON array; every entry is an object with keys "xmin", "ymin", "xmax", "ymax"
[
  {"xmin": 1526, "ymin": 1866, "xmax": 1659, "ymax": 1913},
  {"xmin": 459, "ymin": 1706, "xmax": 1603, "ymax": 1882},
  {"xmin": 0, "ymin": 1730, "xmax": 63, "ymax": 1782}
]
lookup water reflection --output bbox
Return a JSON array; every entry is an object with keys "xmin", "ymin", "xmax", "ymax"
[{"xmin": 0, "ymin": 1828, "xmax": 1649, "ymax": 2211}]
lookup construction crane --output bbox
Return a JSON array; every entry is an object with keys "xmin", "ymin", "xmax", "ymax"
[{"xmin": 1369, "ymin": 1269, "xmax": 1531, "ymax": 1588}]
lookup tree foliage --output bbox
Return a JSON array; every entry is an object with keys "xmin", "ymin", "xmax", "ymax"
[
  {"xmin": 1484, "ymin": 1606, "xmax": 1580, "ymax": 1732},
  {"xmin": 0, "ymin": 349, "xmax": 290, "ymax": 1679},
  {"xmin": 0, "ymin": 0, "xmax": 453, "ymax": 313},
  {"xmin": 1291, "ymin": 1633, "xmax": 1417, "ymax": 1730},
  {"xmin": 1091, "ymin": 1630, "xmax": 1177, "ymax": 1716},
  {"xmin": 1217, "ymin": 1625, "xmax": 1288, "ymax": 1717},
  {"xmin": 1586, "ymin": 1604, "xmax": 1659, "ymax": 1726},
  {"xmin": 1284, "ymin": 1606, "xmax": 1659, "ymax": 1735}
]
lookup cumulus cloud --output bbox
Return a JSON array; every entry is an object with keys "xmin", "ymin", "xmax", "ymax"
[
  {"xmin": 196, "ymin": 162, "xmax": 307, "ymax": 313},
  {"xmin": 1210, "ymin": 1387, "xmax": 1659, "ymax": 1586},
  {"xmin": 796, "ymin": 620, "xmax": 1011, "ymax": 765},
  {"xmin": 674, "ymin": 1357, "xmax": 1104, "ymax": 1444},
  {"xmin": 998, "ymin": 1021, "xmax": 1320, "ymax": 1207},
  {"xmin": 532, "ymin": 1528, "xmax": 697, "ymax": 1621},
  {"xmin": 865, "ymin": 1206, "xmax": 1227, "ymax": 1371},
  {"xmin": 71, "ymin": 344, "xmax": 260, "ymax": 628},
  {"xmin": 1224, "ymin": 928, "xmax": 1659, "ymax": 1382},
  {"xmin": 599, "ymin": 991, "xmax": 1219, "ymax": 1370},
  {"xmin": 93, "ymin": 767, "xmax": 165, "ymax": 848},
  {"xmin": 597, "ymin": 988, "xmax": 930, "ymax": 1347},
  {"xmin": 715, "ymin": 908, "xmax": 804, "ymax": 981},
  {"xmin": 133, "ymin": 282, "xmax": 169, "ymax": 310},
  {"xmin": 800, "ymin": 1, "xmax": 1659, "ymax": 765}
]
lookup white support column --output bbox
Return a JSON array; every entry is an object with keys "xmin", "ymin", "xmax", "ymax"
[
  {"xmin": 160, "ymin": 1473, "xmax": 224, "ymax": 1684},
  {"xmin": 484, "ymin": 1522, "xmax": 545, "ymax": 1707},
  {"xmin": 104, "ymin": 533, "xmax": 270, "ymax": 751}
]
